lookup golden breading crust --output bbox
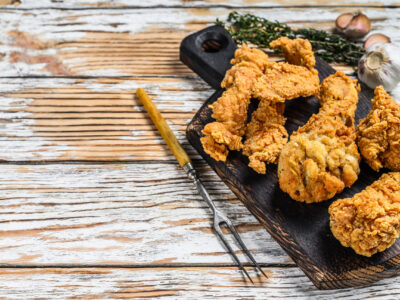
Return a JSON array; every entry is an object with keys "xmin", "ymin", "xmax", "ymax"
[
  {"xmin": 278, "ymin": 72, "xmax": 361, "ymax": 203},
  {"xmin": 252, "ymin": 62, "xmax": 320, "ymax": 103},
  {"xmin": 200, "ymin": 45, "xmax": 269, "ymax": 162},
  {"xmin": 243, "ymin": 101, "xmax": 288, "ymax": 174},
  {"xmin": 357, "ymin": 86, "xmax": 400, "ymax": 171},
  {"xmin": 242, "ymin": 38, "xmax": 319, "ymax": 174},
  {"xmin": 329, "ymin": 172, "xmax": 400, "ymax": 257},
  {"xmin": 270, "ymin": 37, "xmax": 316, "ymax": 70},
  {"xmin": 201, "ymin": 38, "xmax": 319, "ymax": 170}
]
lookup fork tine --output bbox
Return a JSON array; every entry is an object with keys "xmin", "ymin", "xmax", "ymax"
[
  {"xmin": 214, "ymin": 224, "xmax": 254, "ymax": 284},
  {"xmin": 225, "ymin": 220, "xmax": 268, "ymax": 279}
]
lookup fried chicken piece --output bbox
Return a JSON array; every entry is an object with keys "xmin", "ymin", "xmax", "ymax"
[
  {"xmin": 243, "ymin": 38, "xmax": 320, "ymax": 174},
  {"xmin": 202, "ymin": 38, "xmax": 319, "ymax": 168},
  {"xmin": 357, "ymin": 86, "xmax": 400, "ymax": 171},
  {"xmin": 252, "ymin": 62, "xmax": 320, "ymax": 103},
  {"xmin": 270, "ymin": 36, "xmax": 316, "ymax": 70},
  {"xmin": 329, "ymin": 172, "xmax": 400, "ymax": 257},
  {"xmin": 278, "ymin": 72, "xmax": 361, "ymax": 203},
  {"xmin": 242, "ymin": 101, "xmax": 288, "ymax": 174},
  {"xmin": 201, "ymin": 45, "xmax": 269, "ymax": 162}
]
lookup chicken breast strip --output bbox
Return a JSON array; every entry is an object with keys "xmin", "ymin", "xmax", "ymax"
[
  {"xmin": 242, "ymin": 101, "xmax": 288, "ymax": 174},
  {"xmin": 252, "ymin": 62, "xmax": 320, "ymax": 103},
  {"xmin": 201, "ymin": 45, "xmax": 269, "ymax": 162},
  {"xmin": 270, "ymin": 36, "xmax": 316, "ymax": 70},
  {"xmin": 357, "ymin": 86, "xmax": 400, "ymax": 171},
  {"xmin": 329, "ymin": 172, "xmax": 400, "ymax": 257},
  {"xmin": 278, "ymin": 72, "xmax": 361, "ymax": 203},
  {"xmin": 243, "ymin": 37, "xmax": 320, "ymax": 174}
]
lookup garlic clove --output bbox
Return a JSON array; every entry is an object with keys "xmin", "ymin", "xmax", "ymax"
[
  {"xmin": 358, "ymin": 43, "xmax": 400, "ymax": 92},
  {"xmin": 335, "ymin": 13, "xmax": 353, "ymax": 30},
  {"xmin": 364, "ymin": 33, "xmax": 391, "ymax": 49},
  {"xmin": 335, "ymin": 12, "xmax": 371, "ymax": 39}
]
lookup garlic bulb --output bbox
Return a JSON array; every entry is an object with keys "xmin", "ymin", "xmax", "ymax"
[
  {"xmin": 358, "ymin": 43, "xmax": 400, "ymax": 92},
  {"xmin": 335, "ymin": 12, "xmax": 371, "ymax": 39}
]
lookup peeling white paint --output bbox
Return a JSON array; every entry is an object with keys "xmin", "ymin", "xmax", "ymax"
[
  {"xmin": 0, "ymin": 8, "xmax": 398, "ymax": 76},
  {"xmin": 2, "ymin": 0, "xmax": 400, "ymax": 8},
  {"xmin": 0, "ymin": 163, "xmax": 286, "ymax": 265},
  {"xmin": 0, "ymin": 3, "xmax": 399, "ymax": 296},
  {"xmin": 0, "ymin": 77, "xmax": 211, "ymax": 161}
]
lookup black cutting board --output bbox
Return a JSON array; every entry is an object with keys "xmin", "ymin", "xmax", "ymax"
[{"xmin": 180, "ymin": 25, "xmax": 400, "ymax": 290}]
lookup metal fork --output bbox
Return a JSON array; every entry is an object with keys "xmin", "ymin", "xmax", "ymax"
[
  {"xmin": 136, "ymin": 88, "xmax": 267, "ymax": 283},
  {"xmin": 184, "ymin": 163, "xmax": 268, "ymax": 283}
]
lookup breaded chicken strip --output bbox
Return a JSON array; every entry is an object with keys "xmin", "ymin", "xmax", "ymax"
[
  {"xmin": 270, "ymin": 36, "xmax": 316, "ymax": 70},
  {"xmin": 244, "ymin": 38, "xmax": 319, "ymax": 174},
  {"xmin": 201, "ymin": 45, "xmax": 269, "ymax": 162},
  {"xmin": 329, "ymin": 172, "xmax": 400, "ymax": 257},
  {"xmin": 252, "ymin": 62, "xmax": 320, "ymax": 103},
  {"xmin": 243, "ymin": 101, "xmax": 288, "ymax": 174},
  {"xmin": 357, "ymin": 86, "xmax": 400, "ymax": 171},
  {"xmin": 278, "ymin": 72, "xmax": 361, "ymax": 203},
  {"xmin": 202, "ymin": 39, "xmax": 320, "ymax": 168}
]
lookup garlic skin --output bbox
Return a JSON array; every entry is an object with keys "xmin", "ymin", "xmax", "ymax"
[
  {"xmin": 358, "ymin": 43, "xmax": 400, "ymax": 92},
  {"xmin": 335, "ymin": 13, "xmax": 354, "ymax": 30},
  {"xmin": 364, "ymin": 33, "xmax": 391, "ymax": 50},
  {"xmin": 335, "ymin": 12, "xmax": 371, "ymax": 39}
]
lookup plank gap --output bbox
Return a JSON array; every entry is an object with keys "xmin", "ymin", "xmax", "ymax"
[
  {"xmin": 0, "ymin": 160, "xmax": 189, "ymax": 165},
  {"xmin": 0, "ymin": 5, "xmax": 398, "ymax": 10},
  {"xmin": 0, "ymin": 263, "xmax": 295, "ymax": 269}
]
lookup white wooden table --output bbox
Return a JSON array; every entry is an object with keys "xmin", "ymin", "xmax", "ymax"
[{"xmin": 0, "ymin": 0, "xmax": 399, "ymax": 298}]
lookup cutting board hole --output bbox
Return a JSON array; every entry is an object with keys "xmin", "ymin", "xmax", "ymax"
[
  {"xmin": 197, "ymin": 31, "xmax": 229, "ymax": 53},
  {"xmin": 202, "ymin": 39, "xmax": 223, "ymax": 53}
]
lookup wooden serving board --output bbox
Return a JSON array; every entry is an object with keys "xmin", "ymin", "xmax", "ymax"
[{"xmin": 180, "ymin": 26, "xmax": 400, "ymax": 290}]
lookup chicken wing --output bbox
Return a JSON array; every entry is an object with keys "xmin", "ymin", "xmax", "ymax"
[
  {"xmin": 201, "ymin": 45, "xmax": 269, "ymax": 162},
  {"xmin": 357, "ymin": 86, "xmax": 400, "ymax": 171},
  {"xmin": 243, "ymin": 38, "xmax": 320, "ymax": 174},
  {"xmin": 329, "ymin": 172, "xmax": 400, "ymax": 257},
  {"xmin": 278, "ymin": 72, "xmax": 361, "ymax": 203}
]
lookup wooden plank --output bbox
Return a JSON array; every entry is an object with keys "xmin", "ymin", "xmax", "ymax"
[
  {"xmin": 0, "ymin": 77, "xmax": 212, "ymax": 161},
  {"xmin": 0, "ymin": 267, "xmax": 399, "ymax": 299},
  {"xmin": 0, "ymin": 7, "xmax": 397, "ymax": 77},
  {"xmin": 0, "ymin": 0, "xmax": 399, "ymax": 8},
  {"xmin": 0, "ymin": 162, "xmax": 290, "ymax": 265}
]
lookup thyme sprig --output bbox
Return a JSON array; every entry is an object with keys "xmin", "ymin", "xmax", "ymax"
[{"xmin": 216, "ymin": 12, "xmax": 365, "ymax": 66}]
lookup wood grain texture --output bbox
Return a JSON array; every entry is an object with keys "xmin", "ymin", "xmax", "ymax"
[
  {"xmin": 0, "ymin": 267, "xmax": 399, "ymax": 299},
  {"xmin": 0, "ymin": 162, "xmax": 290, "ymax": 265},
  {"xmin": 0, "ymin": 1, "xmax": 399, "ymax": 297},
  {"xmin": 0, "ymin": 4, "xmax": 399, "ymax": 162},
  {"xmin": 0, "ymin": 7, "xmax": 397, "ymax": 77},
  {"xmin": 0, "ymin": 0, "xmax": 399, "ymax": 8},
  {"xmin": 0, "ymin": 77, "xmax": 211, "ymax": 161}
]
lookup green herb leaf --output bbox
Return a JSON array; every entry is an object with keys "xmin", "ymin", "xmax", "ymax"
[{"xmin": 218, "ymin": 11, "xmax": 365, "ymax": 66}]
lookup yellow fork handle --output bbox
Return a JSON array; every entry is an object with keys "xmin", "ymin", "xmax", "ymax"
[{"xmin": 136, "ymin": 88, "xmax": 191, "ymax": 168}]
